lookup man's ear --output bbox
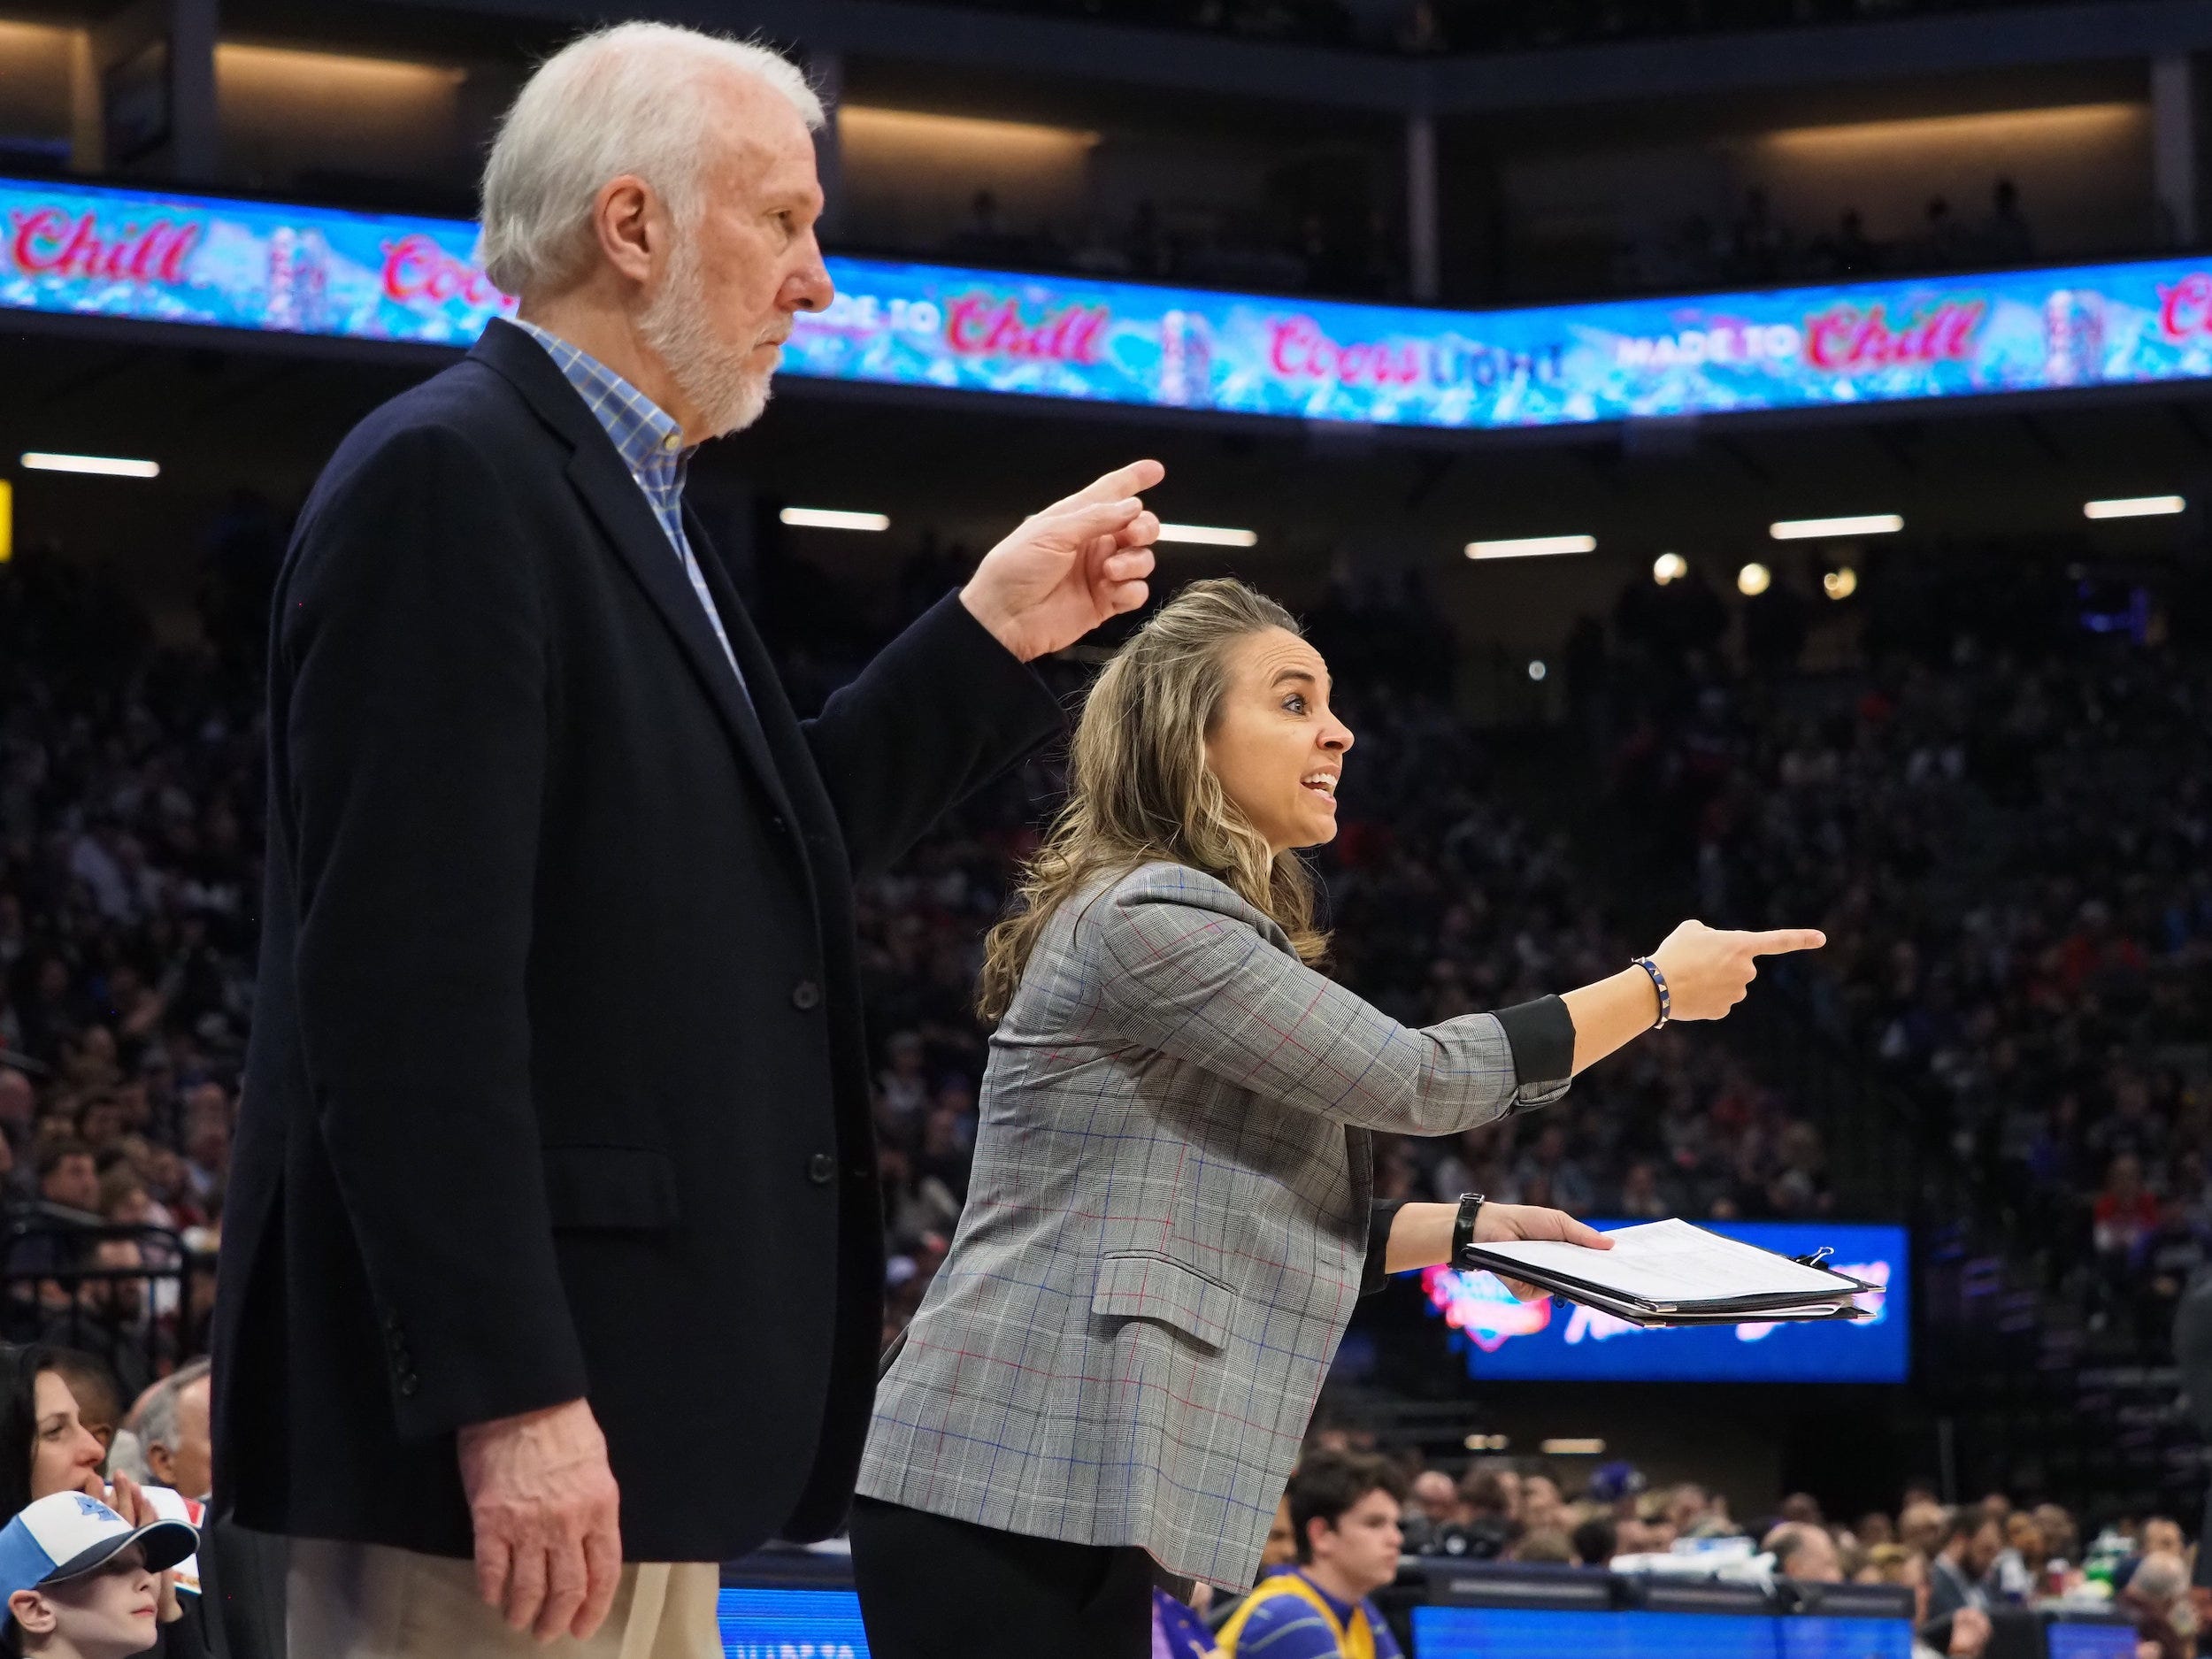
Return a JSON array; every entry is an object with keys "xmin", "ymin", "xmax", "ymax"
[
  {"xmin": 9, "ymin": 1586, "xmax": 55, "ymax": 1636},
  {"xmin": 144, "ymin": 1442, "xmax": 173, "ymax": 1486}
]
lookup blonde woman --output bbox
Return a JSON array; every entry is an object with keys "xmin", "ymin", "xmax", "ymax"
[{"xmin": 852, "ymin": 580, "xmax": 1823, "ymax": 1659}]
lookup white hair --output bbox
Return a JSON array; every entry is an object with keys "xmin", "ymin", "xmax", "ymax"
[
  {"xmin": 134, "ymin": 1357, "xmax": 211, "ymax": 1479},
  {"xmin": 479, "ymin": 23, "xmax": 824, "ymax": 299}
]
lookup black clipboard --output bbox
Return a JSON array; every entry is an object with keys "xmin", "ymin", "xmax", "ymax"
[{"xmin": 1457, "ymin": 1226, "xmax": 1880, "ymax": 1326}]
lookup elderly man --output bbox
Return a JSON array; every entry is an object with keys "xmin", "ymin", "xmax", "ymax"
[
  {"xmin": 1764, "ymin": 1523, "xmax": 1842, "ymax": 1584},
  {"xmin": 209, "ymin": 21, "xmax": 1162, "ymax": 1659},
  {"xmin": 138, "ymin": 1360, "xmax": 212, "ymax": 1501}
]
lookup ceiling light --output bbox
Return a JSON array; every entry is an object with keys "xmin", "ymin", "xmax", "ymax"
[
  {"xmin": 1770, "ymin": 513, "xmax": 1901, "ymax": 541},
  {"xmin": 1466, "ymin": 534, "xmax": 1596, "ymax": 560},
  {"xmin": 1823, "ymin": 567, "xmax": 1859, "ymax": 601},
  {"xmin": 1653, "ymin": 552, "xmax": 1689, "ymax": 586},
  {"xmin": 2084, "ymin": 495, "xmax": 2185, "ymax": 520},
  {"xmin": 1738, "ymin": 562, "xmax": 1772, "ymax": 596},
  {"xmin": 779, "ymin": 507, "xmax": 889, "ymax": 532},
  {"xmin": 19, "ymin": 451, "xmax": 159, "ymax": 479},
  {"xmin": 1539, "ymin": 1438, "xmax": 1606, "ymax": 1456},
  {"xmin": 1156, "ymin": 523, "xmax": 1258, "ymax": 548},
  {"xmin": 1527, "ymin": 660, "xmax": 1548, "ymax": 682}
]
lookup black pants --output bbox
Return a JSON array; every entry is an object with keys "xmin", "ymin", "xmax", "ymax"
[{"xmin": 849, "ymin": 1496, "xmax": 1153, "ymax": 1659}]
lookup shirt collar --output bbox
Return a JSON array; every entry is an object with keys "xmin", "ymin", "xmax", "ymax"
[{"xmin": 510, "ymin": 319, "xmax": 692, "ymax": 480}]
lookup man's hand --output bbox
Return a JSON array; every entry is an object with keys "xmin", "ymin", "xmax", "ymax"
[
  {"xmin": 457, "ymin": 1398, "xmax": 622, "ymax": 1643},
  {"xmin": 959, "ymin": 460, "xmax": 1164, "ymax": 662},
  {"xmin": 1648, "ymin": 920, "xmax": 1825, "ymax": 1021},
  {"xmin": 1475, "ymin": 1203, "xmax": 1612, "ymax": 1302}
]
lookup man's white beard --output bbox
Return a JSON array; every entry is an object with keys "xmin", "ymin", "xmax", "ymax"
[{"xmin": 639, "ymin": 238, "xmax": 775, "ymax": 439}]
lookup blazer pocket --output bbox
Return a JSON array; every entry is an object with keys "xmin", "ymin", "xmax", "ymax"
[
  {"xmin": 541, "ymin": 1146, "xmax": 681, "ymax": 1232},
  {"xmin": 1091, "ymin": 1250, "xmax": 1237, "ymax": 1353}
]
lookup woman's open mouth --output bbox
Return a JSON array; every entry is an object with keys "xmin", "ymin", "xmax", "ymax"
[{"xmin": 1302, "ymin": 771, "xmax": 1339, "ymax": 802}]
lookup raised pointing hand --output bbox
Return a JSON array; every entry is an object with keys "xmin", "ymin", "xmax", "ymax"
[
  {"xmin": 1647, "ymin": 921, "xmax": 1825, "ymax": 1022},
  {"xmin": 959, "ymin": 460, "xmax": 1164, "ymax": 662}
]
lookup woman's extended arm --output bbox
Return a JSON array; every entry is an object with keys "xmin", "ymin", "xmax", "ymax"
[
  {"xmin": 1560, "ymin": 919, "xmax": 1828, "ymax": 1076},
  {"xmin": 1092, "ymin": 872, "xmax": 1824, "ymax": 1136}
]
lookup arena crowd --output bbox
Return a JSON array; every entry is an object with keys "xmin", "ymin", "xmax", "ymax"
[{"xmin": 0, "ymin": 522, "xmax": 2206, "ymax": 1573}]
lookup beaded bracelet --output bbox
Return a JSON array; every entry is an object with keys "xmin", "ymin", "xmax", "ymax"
[{"xmin": 1631, "ymin": 956, "xmax": 1671, "ymax": 1029}]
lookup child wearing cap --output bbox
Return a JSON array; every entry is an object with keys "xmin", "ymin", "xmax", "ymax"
[{"xmin": 0, "ymin": 1493, "xmax": 196, "ymax": 1659}]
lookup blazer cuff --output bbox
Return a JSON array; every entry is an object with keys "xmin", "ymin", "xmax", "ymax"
[
  {"xmin": 1494, "ymin": 995, "xmax": 1575, "ymax": 1089},
  {"xmin": 1362, "ymin": 1199, "xmax": 1409, "ymax": 1298},
  {"xmin": 924, "ymin": 591, "xmax": 1066, "ymax": 750}
]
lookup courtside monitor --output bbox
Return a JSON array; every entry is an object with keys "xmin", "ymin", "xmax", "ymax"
[
  {"xmin": 2043, "ymin": 1619, "xmax": 2143, "ymax": 1659},
  {"xmin": 718, "ymin": 1585, "xmax": 868, "ymax": 1658},
  {"xmin": 1419, "ymin": 1221, "xmax": 1909, "ymax": 1384},
  {"xmin": 1411, "ymin": 1606, "xmax": 1913, "ymax": 1659}
]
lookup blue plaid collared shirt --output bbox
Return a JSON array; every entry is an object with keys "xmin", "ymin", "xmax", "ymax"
[{"xmin": 512, "ymin": 319, "xmax": 743, "ymax": 685}]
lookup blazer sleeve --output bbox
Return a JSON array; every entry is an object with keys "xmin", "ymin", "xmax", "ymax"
[
  {"xmin": 280, "ymin": 422, "xmax": 588, "ymax": 1439},
  {"xmin": 802, "ymin": 593, "xmax": 1064, "ymax": 879},
  {"xmin": 1089, "ymin": 872, "xmax": 1573, "ymax": 1137}
]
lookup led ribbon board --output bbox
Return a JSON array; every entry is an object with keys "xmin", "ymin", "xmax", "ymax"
[
  {"xmin": 1418, "ymin": 1219, "xmax": 1909, "ymax": 1383},
  {"xmin": 8, "ymin": 173, "xmax": 2212, "ymax": 429}
]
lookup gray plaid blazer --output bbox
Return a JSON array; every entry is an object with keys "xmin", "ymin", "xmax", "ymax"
[{"xmin": 856, "ymin": 860, "xmax": 1572, "ymax": 1587}]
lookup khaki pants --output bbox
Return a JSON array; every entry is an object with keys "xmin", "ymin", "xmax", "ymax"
[{"xmin": 287, "ymin": 1538, "xmax": 721, "ymax": 1659}]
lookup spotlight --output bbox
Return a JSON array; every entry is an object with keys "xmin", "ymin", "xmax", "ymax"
[
  {"xmin": 779, "ymin": 507, "xmax": 889, "ymax": 531},
  {"xmin": 1823, "ymin": 567, "xmax": 1859, "ymax": 601},
  {"xmin": 1652, "ymin": 552, "xmax": 1689, "ymax": 586},
  {"xmin": 1466, "ymin": 534, "xmax": 1596, "ymax": 560},
  {"xmin": 1770, "ymin": 513, "xmax": 1901, "ymax": 541},
  {"xmin": 1738, "ymin": 563, "xmax": 1772, "ymax": 596},
  {"xmin": 1527, "ymin": 660, "xmax": 1548, "ymax": 682},
  {"xmin": 2084, "ymin": 495, "xmax": 2185, "ymax": 520},
  {"xmin": 1156, "ymin": 523, "xmax": 1258, "ymax": 547},
  {"xmin": 19, "ymin": 451, "xmax": 160, "ymax": 480}
]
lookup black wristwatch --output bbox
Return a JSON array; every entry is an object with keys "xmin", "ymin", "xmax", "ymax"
[{"xmin": 1452, "ymin": 1193, "xmax": 1486, "ymax": 1271}]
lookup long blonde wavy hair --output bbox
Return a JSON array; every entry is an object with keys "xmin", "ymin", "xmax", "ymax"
[{"xmin": 976, "ymin": 577, "xmax": 1330, "ymax": 1021}]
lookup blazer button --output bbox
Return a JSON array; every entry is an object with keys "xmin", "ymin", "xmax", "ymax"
[
  {"xmin": 396, "ymin": 1372, "xmax": 420, "ymax": 1398},
  {"xmin": 790, "ymin": 979, "xmax": 822, "ymax": 1010},
  {"xmin": 807, "ymin": 1152, "xmax": 836, "ymax": 1185}
]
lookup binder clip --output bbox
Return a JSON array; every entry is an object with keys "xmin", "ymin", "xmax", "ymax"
[{"xmin": 1791, "ymin": 1247, "xmax": 1834, "ymax": 1269}]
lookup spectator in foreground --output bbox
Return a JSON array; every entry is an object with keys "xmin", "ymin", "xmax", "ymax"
[
  {"xmin": 1204, "ymin": 1498, "xmax": 1302, "ymax": 1638},
  {"xmin": 2119, "ymin": 1552, "xmax": 2194, "ymax": 1659},
  {"xmin": 36, "ymin": 1360, "xmax": 118, "ymax": 1469},
  {"xmin": 1571, "ymin": 1516, "xmax": 1617, "ymax": 1567},
  {"xmin": 1766, "ymin": 1523, "xmax": 1843, "ymax": 1582},
  {"xmin": 0, "ymin": 1348, "xmax": 211, "ymax": 1658},
  {"xmin": 1217, "ymin": 1451, "xmax": 1407, "ymax": 1659},
  {"xmin": 1399, "ymin": 1471, "xmax": 1460, "ymax": 1555},
  {"xmin": 1928, "ymin": 1510, "xmax": 2001, "ymax": 1619},
  {"xmin": 0, "ymin": 1491, "xmax": 197, "ymax": 1659},
  {"xmin": 131, "ymin": 1366, "xmax": 210, "ymax": 1503}
]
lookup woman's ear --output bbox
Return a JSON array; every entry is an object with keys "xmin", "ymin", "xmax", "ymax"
[{"xmin": 9, "ymin": 1586, "xmax": 55, "ymax": 1636}]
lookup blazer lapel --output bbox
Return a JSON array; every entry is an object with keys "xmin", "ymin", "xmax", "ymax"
[{"xmin": 469, "ymin": 321, "xmax": 796, "ymax": 825}]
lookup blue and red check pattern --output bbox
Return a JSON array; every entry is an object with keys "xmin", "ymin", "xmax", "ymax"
[
  {"xmin": 511, "ymin": 319, "xmax": 744, "ymax": 687},
  {"xmin": 858, "ymin": 861, "xmax": 1571, "ymax": 1589}
]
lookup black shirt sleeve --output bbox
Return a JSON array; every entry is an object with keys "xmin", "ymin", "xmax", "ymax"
[
  {"xmin": 1492, "ymin": 994, "xmax": 1577, "ymax": 1088},
  {"xmin": 1362, "ymin": 1199, "xmax": 1409, "ymax": 1298}
]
